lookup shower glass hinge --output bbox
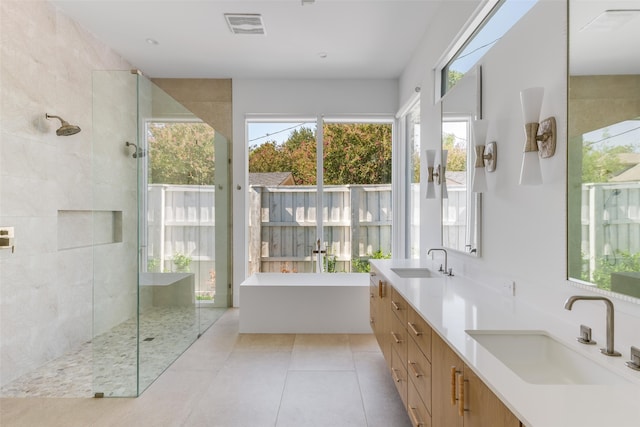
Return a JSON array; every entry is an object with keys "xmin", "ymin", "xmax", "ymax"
[{"xmin": 94, "ymin": 392, "xmax": 104, "ymax": 398}]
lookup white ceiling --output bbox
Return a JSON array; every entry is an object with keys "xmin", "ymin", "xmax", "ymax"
[
  {"xmin": 52, "ymin": 0, "xmax": 444, "ymax": 79},
  {"xmin": 570, "ymin": 0, "xmax": 640, "ymax": 75}
]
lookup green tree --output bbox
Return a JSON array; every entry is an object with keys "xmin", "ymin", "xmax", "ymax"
[
  {"xmin": 323, "ymin": 123, "xmax": 392, "ymax": 185},
  {"xmin": 442, "ymin": 133, "xmax": 466, "ymax": 172},
  {"xmin": 447, "ymin": 70, "xmax": 464, "ymax": 92},
  {"xmin": 582, "ymin": 142, "xmax": 633, "ymax": 183},
  {"xmin": 248, "ymin": 123, "xmax": 392, "ymax": 185},
  {"xmin": 148, "ymin": 122, "xmax": 215, "ymax": 185}
]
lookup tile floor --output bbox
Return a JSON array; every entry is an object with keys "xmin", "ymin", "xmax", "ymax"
[
  {"xmin": 0, "ymin": 309, "xmax": 411, "ymax": 427},
  {"xmin": 1, "ymin": 307, "xmax": 228, "ymax": 398}
]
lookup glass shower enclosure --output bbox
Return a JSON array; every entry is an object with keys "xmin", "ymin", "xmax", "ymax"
[{"xmin": 91, "ymin": 70, "xmax": 230, "ymax": 397}]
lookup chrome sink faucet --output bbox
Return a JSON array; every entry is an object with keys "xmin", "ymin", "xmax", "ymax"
[
  {"xmin": 564, "ymin": 295, "xmax": 621, "ymax": 357},
  {"xmin": 427, "ymin": 248, "xmax": 451, "ymax": 276}
]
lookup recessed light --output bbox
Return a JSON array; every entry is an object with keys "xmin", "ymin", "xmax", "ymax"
[
  {"xmin": 318, "ymin": 52, "xmax": 328, "ymax": 59},
  {"xmin": 146, "ymin": 38, "xmax": 159, "ymax": 45}
]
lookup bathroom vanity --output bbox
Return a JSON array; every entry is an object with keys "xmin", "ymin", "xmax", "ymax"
[{"xmin": 370, "ymin": 259, "xmax": 640, "ymax": 427}]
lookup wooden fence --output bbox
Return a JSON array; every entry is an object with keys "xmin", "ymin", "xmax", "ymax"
[
  {"xmin": 248, "ymin": 185, "xmax": 392, "ymax": 274},
  {"xmin": 581, "ymin": 183, "xmax": 640, "ymax": 275}
]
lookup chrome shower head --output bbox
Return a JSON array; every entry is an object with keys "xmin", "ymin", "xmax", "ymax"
[{"xmin": 46, "ymin": 114, "xmax": 81, "ymax": 136}]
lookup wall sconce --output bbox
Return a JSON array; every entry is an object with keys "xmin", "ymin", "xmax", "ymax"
[
  {"xmin": 426, "ymin": 150, "xmax": 436, "ymax": 199},
  {"xmin": 519, "ymin": 87, "xmax": 556, "ymax": 185},
  {"xmin": 426, "ymin": 150, "xmax": 447, "ymax": 199},
  {"xmin": 471, "ymin": 119, "xmax": 497, "ymax": 193}
]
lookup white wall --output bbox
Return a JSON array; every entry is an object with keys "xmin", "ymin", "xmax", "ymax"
[
  {"xmin": 231, "ymin": 79, "xmax": 398, "ymax": 306},
  {"xmin": 400, "ymin": 0, "xmax": 640, "ymax": 352},
  {"xmin": 0, "ymin": 1, "xmax": 135, "ymax": 387}
]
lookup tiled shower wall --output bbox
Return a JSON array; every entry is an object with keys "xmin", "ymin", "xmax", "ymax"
[{"xmin": 0, "ymin": 0, "xmax": 135, "ymax": 387}]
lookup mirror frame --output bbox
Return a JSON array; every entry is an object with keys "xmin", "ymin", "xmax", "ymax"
[{"xmin": 439, "ymin": 65, "xmax": 483, "ymax": 257}]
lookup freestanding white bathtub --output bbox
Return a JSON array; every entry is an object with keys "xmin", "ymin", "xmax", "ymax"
[{"xmin": 239, "ymin": 272, "xmax": 370, "ymax": 333}]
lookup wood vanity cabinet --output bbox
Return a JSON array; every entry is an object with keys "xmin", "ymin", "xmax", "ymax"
[
  {"xmin": 369, "ymin": 271, "xmax": 522, "ymax": 427},
  {"xmin": 369, "ymin": 271, "xmax": 391, "ymax": 364},
  {"xmin": 431, "ymin": 333, "xmax": 521, "ymax": 427}
]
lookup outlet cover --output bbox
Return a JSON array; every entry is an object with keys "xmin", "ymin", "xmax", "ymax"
[{"xmin": 500, "ymin": 280, "xmax": 515, "ymax": 296}]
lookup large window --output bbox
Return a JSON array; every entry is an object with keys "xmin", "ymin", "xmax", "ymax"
[
  {"xmin": 406, "ymin": 102, "xmax": 421, "ymax": 258},
  {"xmin": 247, "ymin": 118, "xmax": 393, "ymax": 273}
]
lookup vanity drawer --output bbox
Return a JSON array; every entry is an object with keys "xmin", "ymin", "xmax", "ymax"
[
  {"xmin": 390, "ymin": 311, "xmax": 408, "ymax": 368},
  {"xmin": 408, "ymin": 378, "xmax": 432, "ymax": 427},
  {"xmin": 407, "ymin": 307, "xmax": 432, "ymax": 361},
  {"xmin": 408, "ymin": 334, "xmax": 432, "ymax": 414},
  {"xmin": 391, "ymin": 345, "xmax": 408, "ymax": 407},
  {"xmin": 390, "ymin": 287, "xmax": 408, "ymax": 324}
]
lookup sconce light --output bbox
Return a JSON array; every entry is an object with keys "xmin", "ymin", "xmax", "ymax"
[
  {"xmin": 426, "ymin": 150, "xmax": 436, "ymax": 199},
  {"xmin": 441, "ymin": 150, "xmax": 448, "ymax": 199},
  {"xmin": 519, "ymin": 87, "xmax": 556, "ymax": 185},
  {"xmin": 471, "ymin": 119, "xmax": 497, "ymax": 193},
  {"xmin": 426, "ymin": 150, "xmax": 448, "ymax": 198}
]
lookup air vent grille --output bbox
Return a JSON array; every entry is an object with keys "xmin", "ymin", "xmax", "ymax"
[{"xmin": 224, "ymin": 14, "xmax": 266, "ymax": 35}]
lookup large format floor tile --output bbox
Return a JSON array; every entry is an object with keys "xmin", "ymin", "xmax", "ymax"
[{"xmin": 0, "ymin": 309, "xmax": 410, "ymax": 427}]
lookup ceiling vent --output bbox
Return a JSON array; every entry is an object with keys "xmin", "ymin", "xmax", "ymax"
[{"xmin": 224, "ymin": 14, "xmax": 266, "ymax": 35}]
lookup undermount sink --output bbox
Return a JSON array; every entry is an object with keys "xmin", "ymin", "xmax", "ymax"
[
  {"xmin": 466, "ymin": 330, "xmax": 630, "ymax": 385},
  {"xmin": 390, "ymin": 267, "xmax": 437, "ymax": 278}
]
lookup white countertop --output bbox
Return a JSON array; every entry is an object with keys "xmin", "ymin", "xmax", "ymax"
[{"xmin": 370, "ymin": 259, "xmax": 640, "ymax": 427}]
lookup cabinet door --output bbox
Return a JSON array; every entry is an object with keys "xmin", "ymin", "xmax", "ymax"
[
  {"xmin": 463, "ymin": 366, "xmax": 520, "ymax": 427},
  {"xmin": 431, "ymin": 332, "xmax": 463, "ymax": 427},
  {"xmin": 408, "ymin": 377, "xmax": 432, "ymax": 427}
]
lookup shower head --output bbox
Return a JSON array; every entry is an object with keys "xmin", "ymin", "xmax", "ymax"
[{"xmin": 45, "ymin": 114, "xmax": 81, "ymax": 136}]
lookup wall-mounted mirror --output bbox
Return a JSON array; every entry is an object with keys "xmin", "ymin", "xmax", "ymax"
[
  {"xmin": 568, "ymin": 1, "xmax": 640, "ymax": 300},
  {"xmin": 441, "ymin": 66, "xmax": 482, "ymax": 256}
]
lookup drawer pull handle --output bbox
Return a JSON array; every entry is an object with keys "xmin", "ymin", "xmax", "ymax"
[
  {"xmin": 391, "ymin": 300, "xmax": 401, "ymax": 311},
  {"xmin": 458, "ymin": 372, "xmax": 466, "ymax": 417},
  {"xmin": 391, "ymin": 368, "xmax": 401, "ymax": 383},
  {"xmin": 408, "ymin": 406, "xmax": 424, "ymax": 427},
  {"xmin": 408, "ymin": 322, "xmax": 422, "ymax": 336},
  {"xmin": 450, "ymin": 366, "xmax": 458, "ymax": 406},
  {"xmin": 390, "ymin": 332, "xmax": 402, "ymax": 344},
  {"xmin": 408, "ymin": 361, "xmax": 423, "ymax": 378}
]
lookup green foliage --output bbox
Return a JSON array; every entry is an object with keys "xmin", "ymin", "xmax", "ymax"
[
  {"xmin": 442, "ymin": 133, "xmax": 466, "ymax": 172},
  {"xmin": 172, "ymin": 252, "xmax": 192, "ymax": 272},
  {"xmin": 147, "ymin": 258, "xmax": 160, "ymax": 273},
  {"xmin": 323, "ymin": 123, "xmax": 392, "ymax": 185},
  {"xmin": 352, "ymin": 249, "xmax": 392, "ymax": 273},
  {"xmin": 325, "ymin": 255, "xmax": 337, "ymax": 273},
  {"xmin": 581, "ymin": 142, "xmax": 633, "ymax": 183},
  {"xmin": 446, "ymin": 70, "xmax": 464, "ymax": 93},
  {"xmin": 248, "ymin": 123, "xmax": 392, "ymax": 185},
  {"xmin": 411, "ymin": 149, "xmax": 421, "ymax": 183},
  {"xmin": 148, "ymin": 122, "xmax": 216, "ymax": 185},
  {"xmin": 591, "ymin": 250, "xmax": 640, "ymax": 291}
]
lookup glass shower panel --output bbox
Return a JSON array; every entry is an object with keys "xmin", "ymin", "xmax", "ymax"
[
  {"xmin": 92, "ymin": 70, "xmax": 139, "ymax": 397},
  {"xmin": 137, "ymin": 78, "xmax": 201, "ymax": 394},
  {"xmin": 92, "ymin": 71, "xmax": 229, "ymax": 397}
]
